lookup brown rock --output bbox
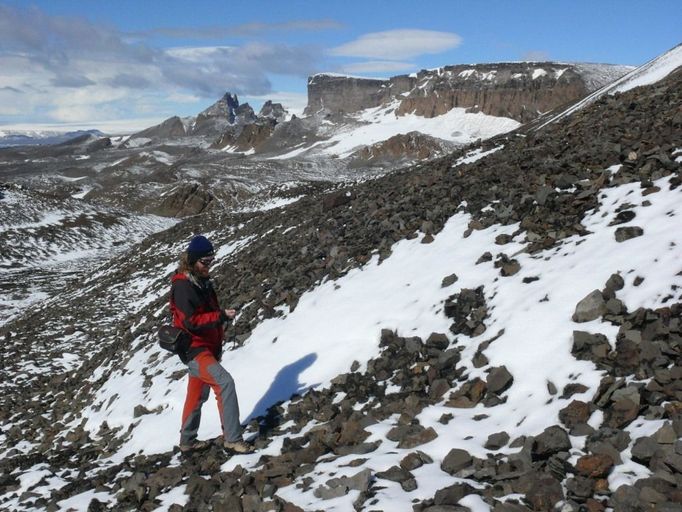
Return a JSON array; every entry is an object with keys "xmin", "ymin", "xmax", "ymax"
[
  {"xmin": 525, "ymin": 475, "xmax": 564, "ymax": 510},
  {"xmin": 559, "ymin": 400, "xmax": 591, "ymax": 428},
  {"xmin": 353, "ymin": 131, "xmax": 448, "ymax": 163},
  {"xmin": 322, "ymin": 190, "xmax": 353, "ymax": 210},
  {"xmin": 594, "ymin": 479, "xmax": 609, "ymax": 493},
  {"xmin": 605, "ymin": 398, "xmax": 640, "ymax": 428},
  {"xmin": 441, "ymin": 273, "xmax": 459, "ymax": 287},
  {"xmin": 487, "ymin": 366, "xmax": 514, "ymax": 394},
  {"xmin": 532, "ymin": 425, "xmax": 571, "ymax": 459},
  {"xmin": 155, "ymin": 183, "xmax": 213, "ymax": 217},
  {"xmin": 398, "ymin": 426, "xmax": 438, "ymax": 449},
  {"xmin": 575, "ymin": 453, "xmax": 615, "ymax": 478},
  {"xmin": 583, "ymin": 498, "xmax": 606, "ymax": 512},
  {"xmin": 429, "ymin": 379, "xmax": 451, "ymax": 401},
  {"xmin": 441, "ymin": 448, "xmax": 473, "ymax": 475},
  {"xmin": 445, "ymin": 396, "xmax": 476, "ymax": 408},
  {"xmin": 615, "ymin": 226, "xmax": 644, "ymax": 242}
]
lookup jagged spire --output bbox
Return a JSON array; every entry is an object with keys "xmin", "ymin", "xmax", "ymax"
[{"xmin": 199, "ymin": 92, "xmax": 240, "ymax": 122}]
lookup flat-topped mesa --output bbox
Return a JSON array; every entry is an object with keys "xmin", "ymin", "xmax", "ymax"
[
  {"xmin": 305, "ymin": 74, "xmax": 394, "ymax": 115},
  {"xmin": 306, "ymin": 62, "xmax": 632, "ymax": 122}
]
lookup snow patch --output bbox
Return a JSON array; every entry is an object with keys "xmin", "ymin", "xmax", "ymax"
[
  {"xmin": 452, "ymin": 146, "xmax": 504, "ymax": 167},
  {"xmin": 532, "ymin": 68, "xmax": 548, "ymax": 79}
]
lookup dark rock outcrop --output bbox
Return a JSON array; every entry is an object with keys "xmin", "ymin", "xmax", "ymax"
[
  {"xmin": 351, "ymin": 131, "xmax": 452, "ymax": 164},
  {"xmin": 153, "ymin": 183, "xmax": 213, "ymax": 217},
  {"xmin": 126, "ymin": 116, "xmax": 187, "ymax": 143}
]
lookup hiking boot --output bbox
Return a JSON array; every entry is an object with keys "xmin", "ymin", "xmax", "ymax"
[
  {"xmin": 223, "ymin": 439, "xmax": 254, "ymax": 454},
  {"xmin": 179, "ymin": 440, "xmax": 211, "ymax": 453}
]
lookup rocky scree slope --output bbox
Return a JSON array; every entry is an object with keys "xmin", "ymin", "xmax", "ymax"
[{"xmin": 0, "ymin": 68, "xmax": 681, "ymax": 510}]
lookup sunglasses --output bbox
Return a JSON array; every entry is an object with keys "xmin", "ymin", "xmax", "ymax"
[{"xmin": 198, "ymin": 258, "xmax": 215, "ymax": 266}]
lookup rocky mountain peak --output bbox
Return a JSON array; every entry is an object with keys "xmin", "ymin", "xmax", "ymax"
[
  {"xmin": 199, "ymin": 91, "xmax": 240, "ymax": 121},
  {"xmin": 259, "ymin": 100, "xmax": 287, "ymax": 122}
]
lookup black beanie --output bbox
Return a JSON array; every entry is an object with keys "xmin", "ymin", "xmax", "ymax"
[{"xmin": 187, "ymin": 235, "xmax": 214, "ymax": 264}]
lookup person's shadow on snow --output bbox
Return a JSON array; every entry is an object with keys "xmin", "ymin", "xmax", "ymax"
[{"xmin": 244, "ymin": 353, "xmax": 318, "ymax": 428}]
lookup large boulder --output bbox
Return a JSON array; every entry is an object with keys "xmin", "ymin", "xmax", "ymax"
[
  {"xmin": 572, "ymin": 290, "xmax": 607, "ymax": 322},
  {"xmin": 531, "ymin": 426, "xmax": 572, "ymax": 460},
  {"xmin": 441, "ymin": 448, "xmax": 473, "ymax": 475}
]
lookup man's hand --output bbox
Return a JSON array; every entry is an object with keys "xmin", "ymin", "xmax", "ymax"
[{"xmin": 224, "ymin": 308, "xmax": 237, "ymax": 319}]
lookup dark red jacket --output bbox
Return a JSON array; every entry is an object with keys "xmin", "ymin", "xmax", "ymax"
[{"xmin": 170, "ymin": 272, "xmax": 225, "ymax": 356}]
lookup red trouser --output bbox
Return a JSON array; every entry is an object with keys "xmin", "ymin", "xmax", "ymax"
[{"xmin": 180, "ymin": 350, "xmax": 242, "ymax": 444}]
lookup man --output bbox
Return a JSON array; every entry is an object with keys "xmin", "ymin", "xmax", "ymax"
[{"xmin": 170, "ymin": 234, "xmax": 253, "ymax": 454}]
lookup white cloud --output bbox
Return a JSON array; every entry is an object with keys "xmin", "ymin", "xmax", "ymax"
[
  {"xmin": 165, "ymin": 45, "xmax": 235, "ymax": 61},
  {"xmin": 49, "ymin": 104, "xmax": 107, "ymax": 123},
  {"xmin": 337, "ymin": 60, "xmax": 416, "ymax": 74},
  {"xmin": 0, "ymin": 5, "xmax": 323, "ymax": 126},
  {"xmin": 330, "ymin": 29, "xmax": 462, "ymax": 60},
  {"xmin": 166, "ymin": 92, "xmax": 203, "ymax": 104},
  {"xmin": 130, "ymin": 19, "xmax": 343, "ymax": 39}
]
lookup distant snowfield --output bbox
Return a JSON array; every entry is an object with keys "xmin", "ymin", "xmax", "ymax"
[
  {"xmin": 272, "ymin": 103, "xmax": 520, "ymax": 160},
  {"xmin": 0, "ymin": 186, "xmax": 176, "ymax": 326},
  {"xmin": 74, "ymin": 172, "xmax": 681, "ymax": 511}
]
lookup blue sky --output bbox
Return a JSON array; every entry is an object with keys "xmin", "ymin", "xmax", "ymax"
[{"xmin": 0, "ymin": 0, "xmax": 679, "ymax": 132}]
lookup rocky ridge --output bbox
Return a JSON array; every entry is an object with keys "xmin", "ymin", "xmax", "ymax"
[
  {"xmin": 0, "ymin": 63, "xmax": 681, "ymax": 510},
  {"xmin": 306, "ymin": 63, "xmax": 632, "ymax": 121},
  {"xmin": 126, "ymin": 93, "xmax": 287, "ymax": 149},
  {"xmin": 122, "ymin": 61, "xmax": 631, "ymax": 164}
]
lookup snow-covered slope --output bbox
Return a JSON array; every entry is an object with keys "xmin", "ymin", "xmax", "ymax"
[
  {"xmin": 538, "ymin": 44, "xmax": 682, "ymax": 128},
  {"xmin": 3, "ymin": 153, "xmax": 680, "ymax": 510},
  {"xmin": 271, "ymin": 102, "xmax": 520, "ymax": 160}
]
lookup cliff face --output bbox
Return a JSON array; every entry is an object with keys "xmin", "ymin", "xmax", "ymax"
[
  {"xmin": 306, "ymin": 63, "xmax": 631, "ymax": 122},
  {"xmin": 396, "ymin": 63, "xmax": 589, "ymax": 122},
  {"xmin": 305, "ymin": 75, "xmax": 395, "ymax": 114}
]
